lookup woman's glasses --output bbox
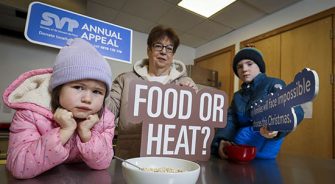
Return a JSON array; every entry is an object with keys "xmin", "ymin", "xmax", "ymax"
[{"xmin": 152, "ymin": 43, "xmax": 174, "ymax": 53}]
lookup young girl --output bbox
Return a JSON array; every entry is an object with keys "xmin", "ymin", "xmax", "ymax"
[{"xmin": 3, "ymin": 38, "xmax": 115, "ymax": 179}]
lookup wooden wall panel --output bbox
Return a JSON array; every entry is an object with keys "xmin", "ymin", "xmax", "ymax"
[
  {"xmin": 279, "ymin": 16, "xmax": 333, "ymax": 158},
  {"xmin": 195, "ymin": 46, "xmax": 235, "ymax": 102}
]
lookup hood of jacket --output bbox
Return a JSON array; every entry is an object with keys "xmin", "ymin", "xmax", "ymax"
[
  {"xmin": 3, "ymin": 68, "xmax": 53, "ymax": 119},
  {"xmin": 132, "ymin": 58, "xmax": 188, "ymax": 83}
]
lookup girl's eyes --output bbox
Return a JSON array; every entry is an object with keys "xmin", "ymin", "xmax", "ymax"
[
  {"xmin": 72, "ymin": 85, "xmax": 84, "ymax": 90},
  {"xmin": 71, "ymin": 85, "xmax": 105, "ymax": 95},
  {"xmin": 93, "ymin": 90, "xmax": 104, "ymax": 95}
]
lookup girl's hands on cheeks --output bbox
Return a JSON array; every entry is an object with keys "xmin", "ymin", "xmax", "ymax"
[
  {"xmin": 77, "ymin": 114, "xmax": 100, "ymax": 143},
  {"xmin": 78, "ymin": 114, "xmax": 99, "ymax": 130},
  {"xmin": 53, "ymin": 108, "xmax": 77, "ymax": 144},
  {"xmin": 54, "ymin": 108, "xmax": 77, "ymax": 130}
]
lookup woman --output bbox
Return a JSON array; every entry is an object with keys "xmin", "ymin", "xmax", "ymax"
[
  {"xmin": 211, "ymin": 47, "xmax": 304, "ymax": 159},
  {"xmin": 107, "ymin": 25, "xmax": 197, "ymax": 159}
]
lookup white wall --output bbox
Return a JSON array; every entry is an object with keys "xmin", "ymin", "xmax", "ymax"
[{"xmin": 0, "ymin": 30, "xmax": 195, "ymax": 122}]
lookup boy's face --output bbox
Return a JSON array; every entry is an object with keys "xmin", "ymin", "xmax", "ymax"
[
  {"xmin": 237, "ymin": 59, "xmax": 261, "ymax": 83},
  {"xmin": 59, "ymin": 79, "xmax": 106, "ymax": 119}
]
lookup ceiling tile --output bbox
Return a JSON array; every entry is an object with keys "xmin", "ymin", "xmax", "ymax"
[
  {"xmin": 211, "ymin": 1, "xmax": 265, "ymax": 29},
  {"xmin": 88, "ymin": 0, "xmax": 127, "ymax": 10},
  {"xmin": 179, "ymin": 33, "xmax": 207, "ymax": 48},
  {"xmin": 158, "ymin": 6, "xmax": 205, "ymax": 32},
  {"xmin": 163, "ymin": 0, "xmax": 181, "ymax": 5},
  {"xmin": 189, "ymin": 20, "xmax": 233, "ymax": 41},
  {"xmin": 245, "ymin": 0, "xmax": 301, "ymax": 13},
  {"xmin": 114, "ymin": 12, "xmax": 155, "ymax": 33},
  {"xmin": 86, "ymin": 1, "xmax": 119, "ymax": 23},
  {"xmin": 122, "ymin": 0, "xmax": 173, "ymax": 22}
]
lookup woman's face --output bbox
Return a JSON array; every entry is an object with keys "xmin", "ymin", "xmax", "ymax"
[
  {"xmin": 147, "ymin": 36, "xmax": 174, "ymax": 75},
  {"xmin": 59, "ymin": 79, "xmax": 106, "ymax": 119},
  {"xmin": 237, "ymin": 59, "xmax": 261, "ymax": 83}
]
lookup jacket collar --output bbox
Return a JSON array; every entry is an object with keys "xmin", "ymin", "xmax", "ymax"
[
  {"xmin": 241, "ymin": 73, "xmax": 266, "ymax": 91},
  {"xmin": 132, "ymin": 58, "xmax": 187, "ymax": 83},
  {"xmin": 3, "ymin": 68, "xmax": 54, "ymax": 119}
]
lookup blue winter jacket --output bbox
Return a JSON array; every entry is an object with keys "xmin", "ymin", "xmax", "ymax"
[{"xmin": 211, "ymin": 73, "xmax": 304, "ymax": 159}]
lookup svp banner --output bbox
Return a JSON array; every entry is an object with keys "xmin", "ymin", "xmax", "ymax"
[{"xmin": 25, "ymin": 1, "xmax": 132, "ymax": 64}]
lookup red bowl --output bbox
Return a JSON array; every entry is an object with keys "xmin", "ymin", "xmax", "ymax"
[{"xmin": 224, "ymin": 144, "xmax": 256, "ymax": 163}]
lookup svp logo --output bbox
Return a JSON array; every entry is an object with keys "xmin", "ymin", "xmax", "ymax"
[
  {"xmin": 25, "ymin": 1, "xmax": 133, "ymax": 63},
  {"xmin": 40, "ymin": 12, "xmax": 79, "ymax": 32}
]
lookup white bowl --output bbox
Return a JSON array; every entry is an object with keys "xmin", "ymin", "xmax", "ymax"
[{"xmin": 122, "ymin": 157, "xmax": 200, "ymax": 184}]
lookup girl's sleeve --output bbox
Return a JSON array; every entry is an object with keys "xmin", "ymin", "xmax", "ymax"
[
  {"xmin": 76, "ymin": 109, "xmax": 115, "ymax": 170},
  {"xmin": 6, "ymin": 110, "xmax": 69, "ymax": 179}
]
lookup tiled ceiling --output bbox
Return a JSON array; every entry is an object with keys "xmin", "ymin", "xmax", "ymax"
[
  {"xmin": 87, "ymin": 0, "xmax": 303, "ymax": 47},
  {"xmin": 0, "ymin": 0, "xmax": 302, "ymax": 48}
]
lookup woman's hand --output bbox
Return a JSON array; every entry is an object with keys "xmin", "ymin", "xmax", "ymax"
[
  {"xmin": 179, "ymin": 81, "xmax": 194, "ymax": 87},
  {"xmin": 218, "ymin": 140, "xmax": 232, "ymax": 159},
  {"xmin": 53, "ymin": 108, "xmax": 77, "ymax": 144},
  {"xmin": 260, "ymin": 126, "xmax": 278, "ymax": 139},
  {"xmin": 179, "ymin": 81, "xmax": 198, "ymax": 92},
  {"xmin": 77, "ymin": 114, "xmax": 100, "ymax": 142}
]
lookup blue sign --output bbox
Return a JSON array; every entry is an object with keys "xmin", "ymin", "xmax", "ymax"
[
  {"xmin": 25, "ymin": 2, "xmax": 132, "ymax": 64},
  {"xmin": 251, "ymin": 68, "xmax": 319, "ymax": 131}
]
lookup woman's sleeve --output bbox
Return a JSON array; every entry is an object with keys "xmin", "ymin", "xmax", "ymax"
[
  {"xmin": 76, "ymin": 109, "xmax": 115, "ymax": 170},
  {"xmin": 6, "ymin": 110, "xmax": 69, "ymax": 179},
  {"xmin": 106, "ymin": 74, "xmax": 124, "ymax": 119}
]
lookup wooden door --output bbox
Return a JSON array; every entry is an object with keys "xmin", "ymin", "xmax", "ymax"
[
  {"xmin": 250, "ymin": 35, "xmax": 281, "ymax": 78},
  {"xmin": 279, "ymin": 16, "xmax": 333, "ymax": 158},
  {"xmin": 241, "ymin": 35, "xmax": 281, "ymax": 86},
  {"xmin": 195, "ymin": 46, "xmax": 235, "ymax": 102}
]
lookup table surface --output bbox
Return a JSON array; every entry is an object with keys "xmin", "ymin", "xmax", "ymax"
[{"xmin": 1, "ymin": 154, "xmax": 335, "ymax": 184}]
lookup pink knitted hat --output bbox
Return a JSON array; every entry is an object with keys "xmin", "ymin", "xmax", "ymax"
[{"xmin": 49, "ymin": 38, "xmax": 112, "ymax": 92}]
